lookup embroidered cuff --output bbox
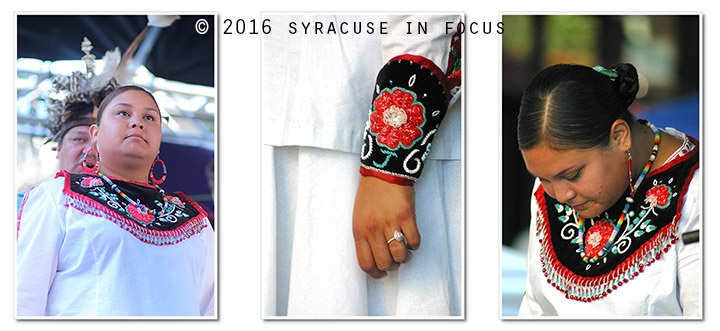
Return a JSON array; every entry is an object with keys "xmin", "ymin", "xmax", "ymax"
[{"xmin": 360, "ymin": 54, "xmax": 449, "ymax": 185}]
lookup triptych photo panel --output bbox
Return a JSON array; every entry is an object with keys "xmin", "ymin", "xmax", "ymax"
[{"xmin": 12, "ymin": 10, "xmax": 704, "ymax": 324}]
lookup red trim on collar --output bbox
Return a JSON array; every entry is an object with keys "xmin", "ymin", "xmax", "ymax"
[{"xmin": 647, "ymin": 135, "xmax": 699, "ymax": 177}]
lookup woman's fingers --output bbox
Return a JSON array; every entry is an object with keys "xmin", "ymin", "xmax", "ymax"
[
  {"xmin": 386, "ymin": 211, "xmax": 420, "ymax": 263},
  {"xmin": 387, "ymin": 239, "xmax": 409, "ymax": 263},
  {"xmin": 369, "ymin": 231, "xmax": 398, "ymax": 272},
  {"xmin": 355, "ymin": 239, "xmax": 386, "ymax": 279},
  {"xmin": 401, "ymin": 219, "xmax": 421, "ymax": 251}
]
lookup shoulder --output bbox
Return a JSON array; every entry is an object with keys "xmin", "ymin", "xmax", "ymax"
[
  {"xmin": 23, "ymin": 173, "xmax": 69, "ymax": 202},
  {"xmin": 17, "ymin": 174, "xmax": 73, "ymax": 238},
  {"xmin": 677, "ymin": 168, "xmax": 700, "ymax": 233}
]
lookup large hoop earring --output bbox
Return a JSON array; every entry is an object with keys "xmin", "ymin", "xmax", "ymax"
[
  {"xmin": 82, "ymin": 148, "xmax": 100, "ymax": 173},
  {"xmin": 150, "ymin": 157, "xmax": 167, "ymax": 185}
]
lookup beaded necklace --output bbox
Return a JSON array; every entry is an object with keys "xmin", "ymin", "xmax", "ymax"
[
  {"xmin": 97, "ymin": 171, "xmax": 169, "ymax": 217},
  {"xmin": 577, "ymin": 121, "xmax": 661, "ymax": 263}
]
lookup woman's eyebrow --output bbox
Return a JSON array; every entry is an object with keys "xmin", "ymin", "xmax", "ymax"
[
  {"xmin": 113, "ymin": 102, "xmax": 160, "ymax": 114},
  {"xmin": 145, "ymin": 107, "xmax": 160, "ymax": 114},
  {"xmin": 112, "ymin": 102, "xmax": 133, "ymax": 108}
]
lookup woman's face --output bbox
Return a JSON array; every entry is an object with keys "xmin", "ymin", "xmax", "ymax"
[
  {"xmin": 521, "ymin": 142, "xmax": 629, "ymax": 219},
  {"xmin": 92, "ymin": 90, "xmax": 162, "ymax": 165}
]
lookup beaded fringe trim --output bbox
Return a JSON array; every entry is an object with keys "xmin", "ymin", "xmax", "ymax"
[{"xmin": 536, "ymin": 188, "xmax": 677, "ymax": 302}]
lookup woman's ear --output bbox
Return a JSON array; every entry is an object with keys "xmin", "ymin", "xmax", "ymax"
[
  {"xmin": 89, "ymin": 124, "xmax": 99, "ymax": 144},
  {"xmin": 610, "ymin": 119, "xmax": 632, "ymax": 152}
]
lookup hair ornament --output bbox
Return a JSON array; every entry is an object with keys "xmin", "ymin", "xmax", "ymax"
[
  {"xmin": 43, "ymin": 15, "xmax": 179, "ymax": 143},
  {"xmin": 593, "ymin": 65, "xmax": 618, "ymax": 81}
]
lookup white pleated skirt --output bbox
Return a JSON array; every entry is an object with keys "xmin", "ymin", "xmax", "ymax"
[{"xmin": 262, "ymin": 145, "xmax": 462, "ymax": 317}]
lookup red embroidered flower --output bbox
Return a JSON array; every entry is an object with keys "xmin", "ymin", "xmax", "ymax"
[
  {"xmin": 584, "ymin": 219, "xmax": 614, "ymax": 258},
  {"xmin": 168, "ymin": 196, "xmax": 185, "ymax": 208},
  {"xmin": 645, "ymin": 184, "xmax": 672, "ymax": 209},
  {"xmin": 127, "ymin": 204, "xmax": 155, "ymax": 225},
  {"xmin": 80, "ymin": 177, "xmax": 103, "ymax": 188},
  {"xmin": 370, "ymin": 87, "xmax": 426, "ymax": 150}
]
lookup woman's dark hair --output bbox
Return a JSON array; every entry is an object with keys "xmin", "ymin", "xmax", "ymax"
[
  {"xmin": 96, "ymin": 85, "xmax": 160, "ymax": 126},
  {"xmin": 517, "ymin": 63, "xmax": 639, "ymax": 150}
]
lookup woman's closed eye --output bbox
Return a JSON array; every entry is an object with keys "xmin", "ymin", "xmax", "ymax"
[{"xmin": 563, "ymin": 169, "xmax": 582, "ymax": 181}]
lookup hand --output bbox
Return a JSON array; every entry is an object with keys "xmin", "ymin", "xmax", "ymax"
[{"xmin": 352, "ymin": 175, "xmax": 421, "ymax": 278}]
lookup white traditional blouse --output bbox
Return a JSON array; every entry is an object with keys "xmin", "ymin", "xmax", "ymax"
[{"xmin": 16, "ymin": 172, "xmax": 215, "ymax": 317}]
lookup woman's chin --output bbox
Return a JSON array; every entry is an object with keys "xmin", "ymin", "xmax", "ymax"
[
  {"xmin": 104, "ymin": 151, "xmax": 155, "ymax": 168},
  {"xmin": 576, "ymin": 207, "xmax": 603, "ymax": 219},
  {"xmin": 116, "ymin": 149, "xmax": 155, "ymax": 160}
]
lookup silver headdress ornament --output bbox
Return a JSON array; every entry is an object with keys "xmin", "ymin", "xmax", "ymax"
[
  {"xmin": 45, "ymin": 25, "xmax": 158, "ymax": 143},
  {"xmin": 44, "ymin": 15, "xmax": 180, "ymax": 144},
  {"xmin": 45, "ymin": 37, "xmax": 129, "ymax": 143}
]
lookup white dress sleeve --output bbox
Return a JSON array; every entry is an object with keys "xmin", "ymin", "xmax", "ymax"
[
  {"xmin": 16, "ymin": 180, "xmax": 65, "ymax": 316},
  {"xmin": 517, "ymin": 178, "xmax": 554, "ymax": 316},
  {"xmin": 675, "ymin": 170, "xmax": 700, "ymax": 316},
  {"xmin": 198, "ymin": 224, "xmax": 216, "ymax": 316}
]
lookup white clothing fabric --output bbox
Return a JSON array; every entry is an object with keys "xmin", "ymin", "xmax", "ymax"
[
  {"xmin": 264, "ymin": 146, "xmax": 461, "ymax": 316},
  {"xmin": 262, "ymin": 15, "xmax": 461, "ymax": 160},
  {"xmin": 16, "ymin": 176, "xmax": 215, "ymax": 317},
  {"xmin": 262, "ymin": 15, "xmax": 462, "ymax": 316},
  {"xmin": 518, "ymin": 129, "xmax": 700, "ymax": 317}
]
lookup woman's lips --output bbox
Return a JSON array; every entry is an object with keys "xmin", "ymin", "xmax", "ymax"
[
  {"xmin": 126, "ymin": 134, "xmax": 146, "ymax": 142},
  {"xmin": 572, "ymin": 201, "xmax": 589, "ymax": 211}
]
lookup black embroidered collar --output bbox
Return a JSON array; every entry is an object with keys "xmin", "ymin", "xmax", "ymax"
[
  {"xmin": 59, "ymin": 171, "xmax": 209, "ymax": 245},
  {"xmin": 534, "ymin": 137, "xmax": 699, "ymax": 302}
]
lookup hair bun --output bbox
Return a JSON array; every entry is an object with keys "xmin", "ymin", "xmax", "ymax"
[{"xmin": 609, "ymin": 63, "xmax": 639, "ymax": 107}]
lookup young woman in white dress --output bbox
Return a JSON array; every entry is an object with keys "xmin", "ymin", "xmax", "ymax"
[
  {"xmin": 17, "ymin": 86, "xmax": 215, "ymax": 317},
  {"xmin": 517, "ymin": 63, "xmax": 699, "ymax": 316}
]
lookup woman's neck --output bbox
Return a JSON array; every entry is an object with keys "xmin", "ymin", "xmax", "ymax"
[
  {"xmin": 629, "ymin": 120, "xmax": 683, "ymax": 180},
  {"xmin": 628, "ymin": 121, "xmax": 654, "ymax": 182},
  {"xmin": 97, "ymin": 163, "xmax": 150, "ymax": 184}
]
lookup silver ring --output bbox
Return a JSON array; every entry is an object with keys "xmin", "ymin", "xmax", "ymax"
[{"xmin": 387, "ymin": 230, "xmax": 405, "ymax": 244}]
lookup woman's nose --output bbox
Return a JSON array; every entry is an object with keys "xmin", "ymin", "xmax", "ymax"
[
  {"xmin": 553, "ymin": 182, "xmax": 576, "ymax": 204},
  {"xmin": 130, "ymin": 121, "xmax": 144, "ymax": 129}
]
